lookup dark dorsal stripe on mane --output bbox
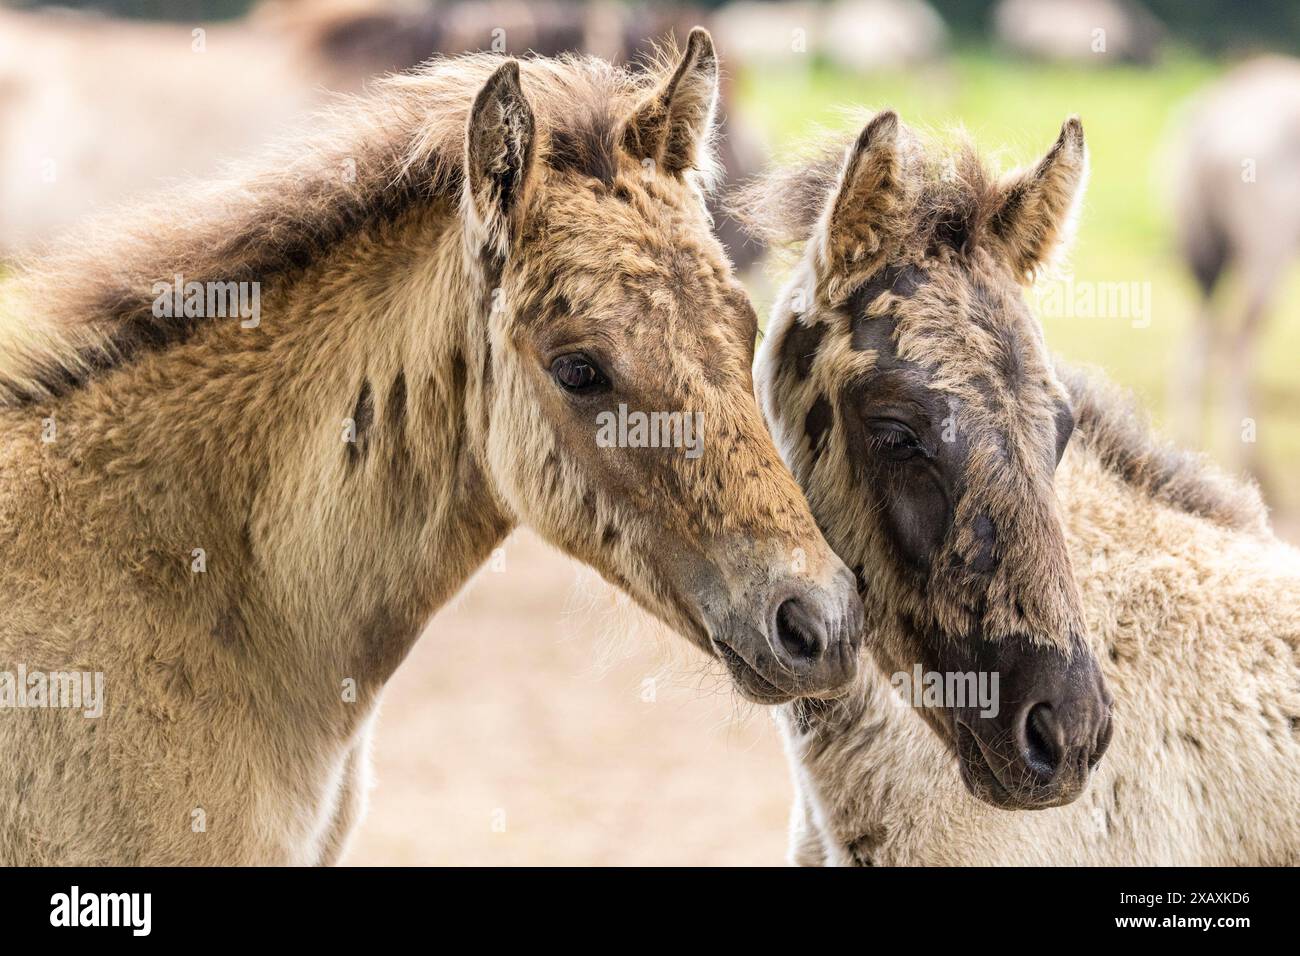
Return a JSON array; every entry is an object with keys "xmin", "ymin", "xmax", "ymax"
[
  {"xmin": 9, "ymin": 164, "xmax": 437, "ymax": 406},
  {"xmin": 1057, "ymin": 361, "xmax": 1268, "ymax": 534},
  {"xmin": 0, "ymin": 49, "xmax": 674, "ymax": 407}
]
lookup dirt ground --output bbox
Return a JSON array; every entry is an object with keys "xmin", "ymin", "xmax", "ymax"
[{"xmin": 343, "ymin": 529, "xmax": 792, "ymax": 866}]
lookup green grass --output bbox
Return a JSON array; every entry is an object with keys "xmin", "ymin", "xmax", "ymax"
[{"xmin": 735, "ymin": 48, "xmax": 1300, "ymax": 517}]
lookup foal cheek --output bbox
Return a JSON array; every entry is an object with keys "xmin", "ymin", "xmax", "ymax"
[{"xmin": 882, "ymin": 467, "xmax": 950, "ymax": 572}]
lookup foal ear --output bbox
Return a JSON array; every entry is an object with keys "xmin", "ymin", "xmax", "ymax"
[
  {"xmin": 988, "ymin": 117, "xmax": 1088, "ymax": 283},
  {"xmin": 463, "ymin": 60, "xmax": 537, "ymax": 257},
  {"xmin": 817, "ymin": 111, "xmax": 905, "ymax": 297},
  {"xmin": 621, "ymin": 27, "xmax": 719, "ymax": 179}
]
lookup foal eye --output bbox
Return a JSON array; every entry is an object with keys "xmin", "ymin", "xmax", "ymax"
[
  {"xmin": 867, "ymin": 420, "xmax": 924, "ymax": 462},
  {"xmin": 551, "ymin": 353, "xmax": 608, "ymax": 393}
]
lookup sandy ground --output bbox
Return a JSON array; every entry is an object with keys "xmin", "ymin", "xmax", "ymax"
[{"xmin": 343, "ymin": 529, "xmax": 792, "ymax": 866}]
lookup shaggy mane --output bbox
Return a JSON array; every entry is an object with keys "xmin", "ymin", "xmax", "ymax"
[
  {"xmin": 1058, "ymin": 362, "xmax": 1268, "ymax": 534},
  {"xmin": 0, "ymin": 46, "xmax": 695, "ymax": 406}
]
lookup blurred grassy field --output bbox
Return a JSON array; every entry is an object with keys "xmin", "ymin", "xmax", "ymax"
[{"xmin": 736, "ymin": 49, "xmax": 1300, "ymax": 522}]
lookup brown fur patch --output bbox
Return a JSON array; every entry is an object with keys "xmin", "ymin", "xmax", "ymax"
[
  {"xmin": 211, "ymin": 607, "xmax": 249, "ymax": 654},
  {"xmin": 347, "ymin": 381, "xmax": 375, "ymax": 468},
  {"xmin": 805, "ymin": 395, "xmax": 833, "ymax": 462},
  {"xmin": 779, "ymin": 320, "xmax": 827, "ymax": 379},
  {"xmin": 547, "ymin": 111, "xmax": 622, "ymax": 187},
  {"xmin": 386, "ymin": 371, "xmax": 407, "ymax": 432}
]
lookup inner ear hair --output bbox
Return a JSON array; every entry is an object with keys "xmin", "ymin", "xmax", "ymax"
[
  {"xmin": 464, "ymin": 59, "xmax": 537, "ymax": 253},
  {"xmin": 988, "ymin": 116, "xmax": 1087, "ymax": 283},
  {"xmin": 620, "ymin": 27, "xmax": 719, "ymax": 179},
  {"xmin": 819, "ymin": 110, "xmax": 906, "ymax": 301}
]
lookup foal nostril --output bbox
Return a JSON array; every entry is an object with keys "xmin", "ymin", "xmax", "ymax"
[
  {"xmin": 1090, "ymin": 711, "xmax": 1114, "ymax": 768},
  {"xmin": 1019, "ymin": 703, "xmax": 1063, "ymax": 779},
  {"xmin": 774, "ymin": 597, "xmax": 824, "ymax": 665}
]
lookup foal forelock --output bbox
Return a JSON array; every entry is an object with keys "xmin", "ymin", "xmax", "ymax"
[
  {"xmin": 734, "ymin": 129, "xmax": 998, "ymax": 260},
  {"xmin": 0, "ymin": 45, "xmax": 710, "ymax": 407}
]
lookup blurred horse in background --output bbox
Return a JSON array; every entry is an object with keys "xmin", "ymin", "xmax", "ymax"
[
  {"xmin": 0, "ymin": 0, "xmax": 766, "ymax": 268},
  {"xmin": 1170, "ymin": 56, "xmax": 1300, "ymax": 483}
]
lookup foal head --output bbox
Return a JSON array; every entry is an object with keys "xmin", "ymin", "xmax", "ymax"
[
  {"xmin": 459, "ymin": 34, "xmax": 862, "ymax": 700},
  {"xmin": 744, "ymin": 112, "xmax": 1112, "ymax": 807}
]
